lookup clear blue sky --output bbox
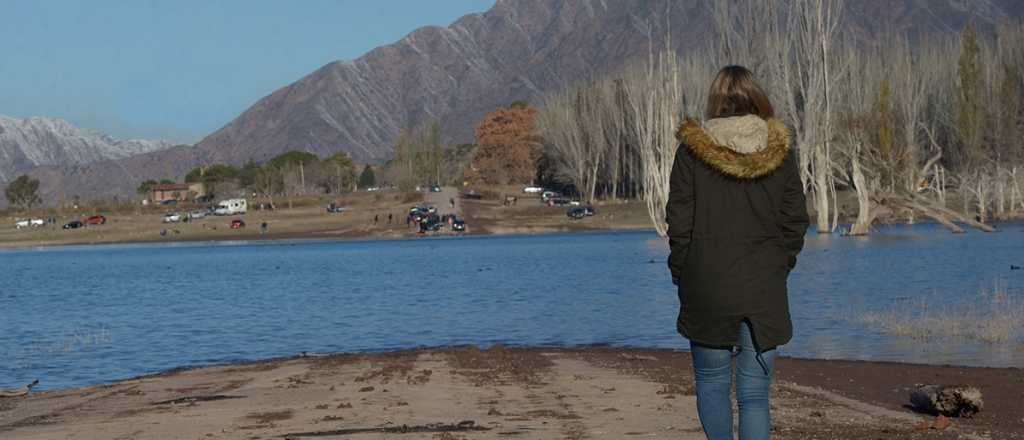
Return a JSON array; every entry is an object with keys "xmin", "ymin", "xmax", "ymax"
[{"xmin": 0, "ymin": 0, "xmax": 495, "ymax": 143}]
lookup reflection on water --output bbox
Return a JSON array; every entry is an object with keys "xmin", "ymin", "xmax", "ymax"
[{"xmin": 1, "ymin": 222, "xmax": 1021, "ymax": 389}]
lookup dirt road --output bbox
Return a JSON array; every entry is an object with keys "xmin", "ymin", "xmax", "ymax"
[{"xmin": 425, "ymin": 186, "xmax": 462, "ymax": 219}]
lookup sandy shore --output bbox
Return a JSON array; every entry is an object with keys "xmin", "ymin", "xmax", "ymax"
[
  {"xmin": 0, "ymin": 190, "xmax": 654, "ymax": 250},
  {"xmin": 1, "ymin": 347, "xmax": 1019, "ymax": 439}
]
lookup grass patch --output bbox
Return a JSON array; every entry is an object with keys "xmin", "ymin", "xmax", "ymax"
[{"xmin": 852, "ymin": 283, "xmax": 1023, "ymax": 344}]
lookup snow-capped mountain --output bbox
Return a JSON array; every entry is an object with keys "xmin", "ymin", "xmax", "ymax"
[{"xmin": 0, "ymin": 115, "xmax": 176, "ymax": 182}]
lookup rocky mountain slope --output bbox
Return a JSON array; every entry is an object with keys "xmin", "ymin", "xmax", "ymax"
[
  {"xmin": 9, "ymin": 0, "xmax": 1024, "ymax": 205},
  {"xmin": 192, "ymin": 0, "xmax": 1024, "ymax": 165},
  {"xmin": 0, "ymin": 115, "xmax": 175, "ymax": 183}
]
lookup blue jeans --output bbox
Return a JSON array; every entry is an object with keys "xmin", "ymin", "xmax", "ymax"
[{"xmin": 690, "ymin": 322, "xmax": 777, "ymax": 440}]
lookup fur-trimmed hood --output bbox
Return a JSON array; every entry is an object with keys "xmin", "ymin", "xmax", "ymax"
[{"xmin": 675, "ymin": 116, "xmax": 791, "ymax": 179}]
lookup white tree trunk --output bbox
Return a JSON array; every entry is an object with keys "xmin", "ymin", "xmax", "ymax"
[
  {"xmin": 849, "ymin": 148, "xmax": 873, "ymax": 235},
  {"xmin": 813, "ymin": 144, "xmax": 832, "ymax": 233}
]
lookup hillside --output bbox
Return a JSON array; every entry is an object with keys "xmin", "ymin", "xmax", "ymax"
[
  {"xmin": 9, "ymin": 0, "xmax": 1024, "ymax": 205},
  {"xmin": 0, "ymin": 115, "xmax": 175, "ymax": 183}
]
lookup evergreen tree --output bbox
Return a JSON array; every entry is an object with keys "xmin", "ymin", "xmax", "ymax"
[
  {"xmin": 137, "ymin": 179, "xmax": 159, "ymax": 195},
  {"xmin": 955, "ymin": 23, "xmax": 986, "ymax": 166},
  {"xmin": 358, "ymin": 165, "xmax": 376, "ymax": 188},
  {"xmin": 5, "ymin": 175, "xmax": 42, "ymax": 211}
]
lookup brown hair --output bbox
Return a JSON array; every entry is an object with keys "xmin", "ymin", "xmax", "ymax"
[{"xmin": 706, "ymin": 65, "xmax": 774, "ymax": 120}]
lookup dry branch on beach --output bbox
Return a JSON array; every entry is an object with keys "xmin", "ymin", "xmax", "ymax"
[{"xmin": 910, "ymin": 384, "xmax": 984, "ymax": 417}]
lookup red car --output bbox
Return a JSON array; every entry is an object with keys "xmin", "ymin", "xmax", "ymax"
[
  {"xmin": 230, "ymin": 219, "xmax": 245, "ymax": 229},
  {"xmin": 85, "ymin": 215, "xmax": 106, "ymax": 225}
]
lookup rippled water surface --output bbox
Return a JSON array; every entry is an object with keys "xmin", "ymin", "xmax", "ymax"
[{"xmin": 2, "ymin": 223, "xmax": 1022, "ymax": 389}]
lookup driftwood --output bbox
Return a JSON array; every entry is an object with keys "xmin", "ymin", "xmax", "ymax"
[
  {"xmin": 0, "ymin": 380, "xmax": 38, "ymax": 398},
  {"xmin": 284, "ymin": 420, "xmax": 488, "ymax": 438},
  {"xmin": 910, "ymin": 384, "xmax": 983, "ymax": 417},
  {"xmin": 619, "ymin": 353, "xmax": 659, "ymax": 362},
  {"xmin": 881, "ymin": 192, "xmax": 997, "ymax": 233},
  {"xmin": 152, "ymin": 395, "xmax": 244, "ymax": 405}
]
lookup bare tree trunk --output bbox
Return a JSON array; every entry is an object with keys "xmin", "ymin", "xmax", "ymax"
[
  {"xmin": 813, "ymin": 145, "xmax": 833, "ymax": 233},
  {"xmin": 971, "ymin": 169, "xmax": 992, "ymax": 224},
  {"xmin": 623, "ymin": 48, "xmax": 685, "ymax": 237},
  {"xmin": 1010, "ymin": 166, "xmax": 1022, "ymax": 215},
  {"xmin": 995, "ymin": 165, "xmax": 1007, "ymax": 219},
  {"xmin": 848, "ymin": 147, "xmax": 874, "ymax": 235}
]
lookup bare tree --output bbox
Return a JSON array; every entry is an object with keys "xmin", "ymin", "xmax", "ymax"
[
  {"xmin": 281, "ymin": 164, "xmax": 303, "ymax": 209},
  {"xmin": 622, "ymin": 49, "xmax": 686, "ymax": 236},
  {"xmin": 834, "ymin": 46, "xmax": 882, "ymax": 235},
  {"xmin": 537, "ymin": 83, "xmax": 606, "ymax": 203},
  {"xmin": 791, "ymin": 0, "xmax": 844, "ymax": 234}
]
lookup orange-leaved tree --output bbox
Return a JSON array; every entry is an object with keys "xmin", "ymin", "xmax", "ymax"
[{"xmin": 469, "ymin": 103, "xmax": 541, "ymax": 185}]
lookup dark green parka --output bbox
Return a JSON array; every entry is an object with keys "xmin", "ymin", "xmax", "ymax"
[{"xmin": 665, "ymin": 115, "xmax": 809, "ymax": 351}]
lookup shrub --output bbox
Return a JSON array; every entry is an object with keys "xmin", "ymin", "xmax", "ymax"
[{"xmin": 851, "ymin": 283, "xmax": 1022, "ymax": 344}]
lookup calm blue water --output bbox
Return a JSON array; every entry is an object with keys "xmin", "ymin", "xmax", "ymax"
[{"xmin": 2, "ymin": 223, "xmax": 1022, "ymax": 390}]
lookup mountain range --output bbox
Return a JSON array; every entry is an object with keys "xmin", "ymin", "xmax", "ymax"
[
  {"xmin": 0, "ymin": 116, "xmax": 176, "ymax": 184},
  {"xmin": 8, "ymin": 0, "xmax": 1024, "ymax": 206}
]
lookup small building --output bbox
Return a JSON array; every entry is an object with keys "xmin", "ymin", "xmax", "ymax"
[{"xmin": 151, "ymin": 182, "xmax": 205, "ymax": 203}]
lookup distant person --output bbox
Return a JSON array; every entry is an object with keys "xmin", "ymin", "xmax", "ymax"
[
  {"xmin": 449, "ymin": 198, "xmax": 455, "ymax": 209},
  {"xmin": 388, "ymin": 213, "xmax": 393, "ymax": 224},
  {"xmin": 666, "ymin": 65, "xmax": 809, "ymax": 440},
  {"xmin": 374, "ymin": 214, "xmax": 379, "ymax": 225},
  {"xmin": 261, "ymin": 222, "xmax": 268, "ymax": 234}
]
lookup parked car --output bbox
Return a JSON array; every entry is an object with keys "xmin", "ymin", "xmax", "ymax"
[
  {"xmin": 160, "ymin": 199, "xmax": 178, "ymax": 206},
  {"xmin": 162, "ymin": 212, "xmax": 182, "ymax": 223},
  {"xmin": 452, "ymin": 220, "xmax": 467, "ymax": 232},
  {"xmin": 541, "ymin": 191, "xmax": 562, "ymax": 202},
  {"xmin": 461, "ymin": 190, "xmax": 483, "ymax": 200},
  {"xmin": 419, "ymin": 220, "xmax": 443, "ymax": 233},
  {"xmin": 188, "ymin": 210, "xmax": 207, "ymax": 220},
  {"xmin": 326, "ymin": 203, "xmax": 346, "ymax": 213},
  {"xmin": 85, "ymin": 215, "xmax": 106, "ymax": 225},
  {"xmin": 548, "ymin": 197, "xmax": 580, "ymax": 207},
  {"xmin": 62, "ymin": 220, "xmax": 84, "ymax": 229},
  {"xmin": 522, "ymin": 186, "xmax": 544, "ymax": 194},
  {"xmin": 567, "ymin": 206, "xmax": 597, "ymax": 220},
  {"xmin": 430, "ymin": 185, "xmax": 442, "ymax": 193},
  {"xmin": 230, "ymin": 219, "xmax": 246, "ymax": 229},
  {"xmin": 15, "ymin": 218, "xmax": 45, "ymax": 228}
]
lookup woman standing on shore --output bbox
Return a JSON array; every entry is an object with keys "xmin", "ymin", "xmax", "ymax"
[{"xmin": 666, "ymin": 65, "xmax": 809, "ymax": 440}]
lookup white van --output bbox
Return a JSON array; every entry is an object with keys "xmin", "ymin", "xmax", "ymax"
[{"xmin": 214, "ymin": 199, "xmax": 247, "ymax": 216}]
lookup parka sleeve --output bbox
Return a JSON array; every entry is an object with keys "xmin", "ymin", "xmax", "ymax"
[
  {"xmin": 665, "ymin": 146, "xmax": 695, "ymax": 282},
  {"xmin": 779, "ymin": 150, "xmax": 810, "ymax": 269}
]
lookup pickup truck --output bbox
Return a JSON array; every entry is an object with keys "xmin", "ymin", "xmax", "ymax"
[{"xmin": 15, "ymin": 219, "xmax": 44, "ymax": 229}]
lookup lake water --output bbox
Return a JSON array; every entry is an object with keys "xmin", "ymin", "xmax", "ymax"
[{"xmin": 2, "ymin": 223, "xmax": 1022, "ymax": 390}]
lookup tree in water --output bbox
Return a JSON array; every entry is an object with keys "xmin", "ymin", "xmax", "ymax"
[{"xmin": 955, "ymin": 23, "xmax": 986, "ymax": 166}]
